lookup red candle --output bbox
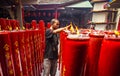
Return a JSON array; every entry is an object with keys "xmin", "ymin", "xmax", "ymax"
[
  {"xmin": 18, "ymin": 30, "xmax": 29, "ymax": 76},
  {"xmin": 38, "ymin": 20, "xmax": 45, "ymax": 59},
  {"xmin": 0, "ymin": 31, "xmax": 15, "ymax": 76},
  {"xmin": 60, "ymin": 31, "xmax": 68, "ymax": 75},
  {"xmin": 28, "ymin": 30, "xmax": 36, "ymax": 76},
  {"xmin": 11, "ymin": 20, "xmax": 17, "ymax": 30},
  {"xmin": 24, "ymin": 30, "xmax": 33, "ymax": 76},
  {"xmin": 62, "ymin": 34, "xmax": 89, "ymax": 76},
  {"xmin": 31, "ymin": 20, "xmax": 37, "ymax": 29},
  {"xmin": 47, "ymin": 22, "xmax": 51, "ymax": 28},
  {"xmin": 0, "ymin": 18, "xmax": 6, "ymax": 30},
  {"xmin": 6, "ymin": 19, "xmax": 12, "ymax": 30},
  {"xmin": 10, "ymin": 31, "xmax": 23, "ymax": 76},
  {"xmin": 98, "ymin": 36, "xmax": 120, "ymax": 76},
  {"xmin": 85, "ymin": 32, "xmax": 104, "ymax": 76}
]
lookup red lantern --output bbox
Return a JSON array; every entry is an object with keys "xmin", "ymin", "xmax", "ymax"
[
  {"xmin": 43, "ymin": 12, "xmax": 46, "ymax": 16},
  {"xmin": 33, "ymin": 12, "xmax": 37, "ymax": 17},
  {"xmin": 38, "ymin": 12, "xmax": 41, "ymax": 17},
  {"xmin": 48, "ymin": 12, "xmax": 51, "ymax": 17}
]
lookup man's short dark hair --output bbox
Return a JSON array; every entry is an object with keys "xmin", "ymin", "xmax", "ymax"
[{"xmin": 50, "ymin": 19, "xmax": 59, "ymax": 25}]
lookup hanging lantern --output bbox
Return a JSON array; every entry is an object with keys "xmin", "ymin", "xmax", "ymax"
[
  {"xmin": 43, "ymin": 12, "xmax": 46, "ymax": 16},
  {"xmin": 33, "ymin": 12, "xmax": 37, "ymax": 17},
  {"xmin": 38, "ymin": 12, "xmax": 41, "ymax": 17},
  {"xmin": 48, "ymin": 12, "xmax": 51, "ymax": 17}
]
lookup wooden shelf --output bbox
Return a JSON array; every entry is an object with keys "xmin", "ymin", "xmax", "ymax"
[
  {"xmin": 91, "ymin": 0, "xmax": 107, "ymax": 4},
  {"xmin": 88, "ymin": 22, "xmax": 116, "ymax": 25},
  {"xmin": 91, "ymin": 9, "xmax": 118, "ymax": 13}
]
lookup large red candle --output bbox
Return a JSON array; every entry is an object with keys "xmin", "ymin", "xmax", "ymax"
[
  {"xmin": 24, "ymin": 30, "xmax": 33, "ymax": 76},
  {"xmin": 28, "ymin": 30, "xmax": 36, "ymax": 76},
  {"xmin": 98, "ymin": 36, "xmax": 120, "ymax": 76},
  {"xmin": 6, "ymin": 19, "xmax": 12, "ymax": 30},
  {"xmin": 62, "ymin": 34, "xmax": 89, "ymax": 76},
  {"xmin": 31, "ymin": 20, "xmax": 37, "ymax": 29},
  {"xmin": 11, "ymin": 20, "xmax": 17, "ymax": 30},
  {"xmin": 18, "ymin": 30, "xmax": 29, "ymax": 76},
  {"xmin": 0, "ymin": 18, "xmax": 6, "ymax": 30},
  {"xmin": 0, "ymin": 31, "xmax": 15, "ymax": 76},
  {"xmin": 10, "ymin": 31, "xmax": 23, "ymax": 76},
  {"xmin": 38, "ymin": 20, "xmax": 45, "ymax": 64},
  {"xmin": 85, "ymin": 32, "xmax": 104, "ymax": 76},
  {"xmin": 60, "ymin": 31, "xmax": 68, "ymax": 76}
]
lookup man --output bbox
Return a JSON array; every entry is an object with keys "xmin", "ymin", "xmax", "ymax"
[{"xmin": 43, "ymin": 19, "xmax": 69, "ymax": 76}]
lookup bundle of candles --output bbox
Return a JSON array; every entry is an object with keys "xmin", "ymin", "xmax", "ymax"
[
  {"xmin": 60, "ymin": 23, "xmax": 120, "ymax": 76},
  {"xmin": 0, "ymin": 18, "xmax": 45, "ymax": 76}
]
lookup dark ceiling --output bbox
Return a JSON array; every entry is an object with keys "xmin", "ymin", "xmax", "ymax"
[{"xmin": 0, "ymin": 0, "xmax": 18, "ymax": 6}]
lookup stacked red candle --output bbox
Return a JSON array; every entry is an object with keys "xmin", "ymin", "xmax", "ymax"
[
  {"xmin": 38, "ymin": 20, "xmax": 45, "ymax": 66},
  {"xmin": 0, "ymin": 31, "xmax": 15, "ymax": 76},
  {"xmin": 0, "ymin": 18, "xmax": 6, "ymax": 30},
  {"xmin": 98, "ymin": 35, "xmax": 120, "ymax": 76},
  {"xmin": 29, "ymin": 30, "xmax": 36, "ymax": 76},
  {"xmin": 18, "ymin": 30, "xmax": 29, "ymax": 76},
  {"xmin": 6, "ymin": 19, "xmax": 12, "ymax": 30},
  {"xmin": 10, "ymin": 31, "xmax": 23, "ymax": 76},
  {"xmin": 85, "ymin": 31, "xmax": 104, "ymax": 76},
  {"xmin": 31, "ymin": 20, "xmax": 37, "ymax": 29},
  {"xmin": 11, "ymin": 20, "xmax": 17, "ymax": 30},
  {"xmin": 24, "ymin": 30, "xmax": 33, "ymax": 76},
  {"xmin": 62, "ymin": 34, "xmax": 89, "ymax": 76}
]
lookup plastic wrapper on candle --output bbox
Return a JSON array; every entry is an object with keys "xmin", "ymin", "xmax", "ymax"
[
  {"xmin": 85, "ymin": 33, "xmax": 104, "ymax": 76},
  {"xmin": 98, "ymin": 37, "xmax": 120, "ymax": 76},
  {"xmin": 62, "ymin": 34, "xmax": 89, "ymax": 76}
]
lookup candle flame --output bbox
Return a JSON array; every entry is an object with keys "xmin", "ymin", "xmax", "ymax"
[
  {"xmin": 69, "ymin": 23, "xmax": 75, "ymax": 33},
  {"xmin": 114, "ymin": 30, "xmax": 120, "ymax": 36},
  {"xmin": 75, "ymin": 26, "xmax": 80, "ymax": 35}
]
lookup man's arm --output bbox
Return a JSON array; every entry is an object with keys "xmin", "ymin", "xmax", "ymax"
[{"xmin": 53, "ymin": 25, "xmax": 70, "ymax": 33}]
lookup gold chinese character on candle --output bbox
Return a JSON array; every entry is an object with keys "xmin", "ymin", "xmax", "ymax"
[{"xmin": 3, "ymin": 44, "xmax": 10, "ymax": 51}]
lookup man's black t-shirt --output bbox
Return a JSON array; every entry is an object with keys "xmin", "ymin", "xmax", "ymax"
[{"xmin": 44, "ymin": 28, "xmax": 59, "ymax": 60}]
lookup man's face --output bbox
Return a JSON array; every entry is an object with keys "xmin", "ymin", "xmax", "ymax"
[{"xmin": 53, "ymin": 20, "xmax": 60, "ymax": 29}]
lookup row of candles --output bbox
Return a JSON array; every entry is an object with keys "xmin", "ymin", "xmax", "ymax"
[
  {"xmin": 60, "ymin": 24, "xmax": 120, "ymax": 76},
  {"xmin": 0, "ymin": 18, "xmax": 45, "ymax": 76}
]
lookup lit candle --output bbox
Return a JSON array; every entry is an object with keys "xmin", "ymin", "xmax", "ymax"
[
  {"xmin": 62, "ymin": 34, "xmax": 89, "ymax": 76},
  {"xmin": 98, "ymin": 34, "xmax": 120, "ymax": 76},
  {"xmin": 85, "ymin": 31, "xmax": 104, "ymax": 76}
]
